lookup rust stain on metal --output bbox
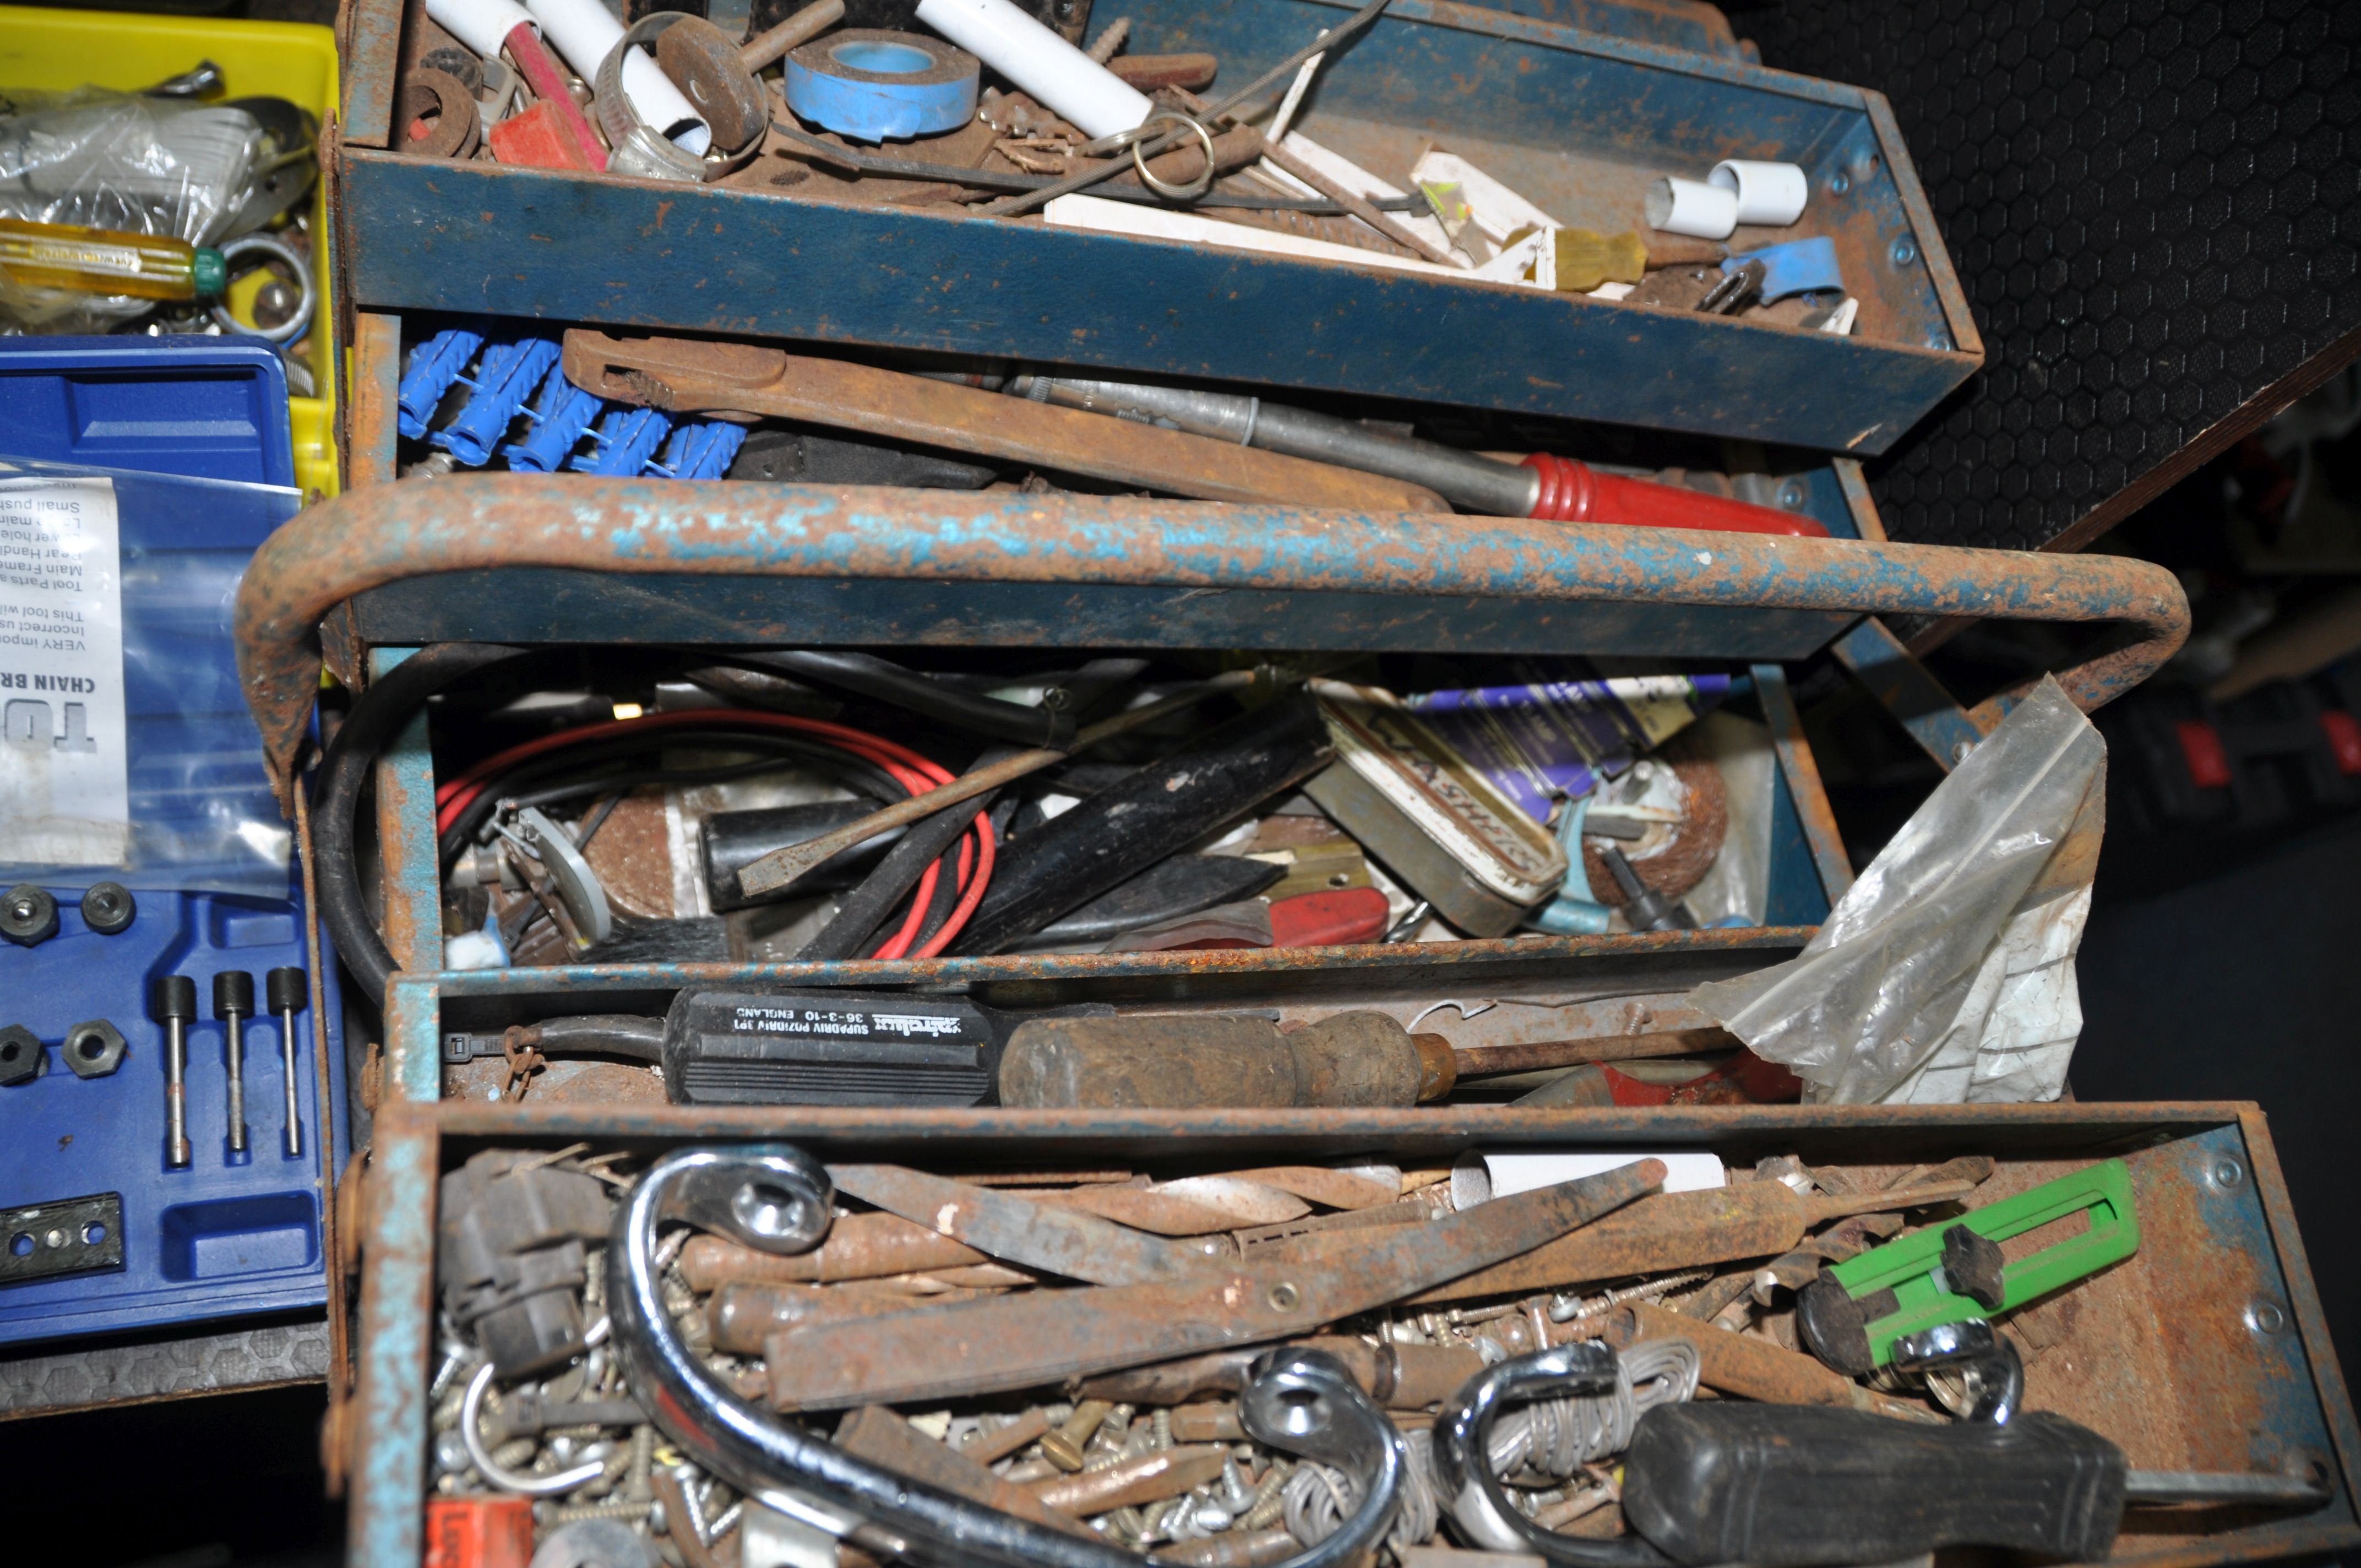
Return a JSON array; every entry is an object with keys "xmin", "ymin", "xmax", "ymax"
[
  {"xmin": 233, "ymin": 475, "xmax": 2189, "ymax": 808},
  {"xmin": 679, "ymin": 1215, "xmax": 991, "ymax": 1287},
  {"xmin": 1401, "ymin": 1177, "xmax": 1975, "ymax": 1305}
]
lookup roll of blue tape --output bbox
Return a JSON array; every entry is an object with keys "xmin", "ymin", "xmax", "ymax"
[{"xmin": 783, "ymin": 29, "xmax": 980, "ymax": 143}]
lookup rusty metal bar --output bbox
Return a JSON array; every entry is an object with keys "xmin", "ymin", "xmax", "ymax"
[
  {"xmin": 232, "ymin": 475, "xmax": 2189, "ymax": 804},
  {"xmin": 347, "ymin": 312, "xmax": 402, "ymax": 491},
  {"xmin": 1753, "ymin": 662, "xmax": 1855, "ymax": 907}
]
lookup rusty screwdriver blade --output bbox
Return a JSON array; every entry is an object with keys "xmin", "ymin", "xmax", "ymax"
[
  {"xmin": 733, "ymin": 669, "xmax": 1263, "ymax": 899},
  {"xmin": 763, "ymin": 1158, "xmax": 1665, "ymax": 1410},
  {"xmin": 1401, "ymin": 1177, "xmax": 1982, "ymax": 1306},
  {"xmin": 1449, "ymin": 1027, "xmax": 1738, "ymax": 1081},
  {"xmin": 829, "ymin": 1164, "xmax": 1226, "ymax": 1284}
]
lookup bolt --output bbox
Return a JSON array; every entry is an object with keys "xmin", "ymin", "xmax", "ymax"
[
  {"xmin": 150, "ymin": 975, "xmax": 196, "ymax": 1168},
  {"xmin": 268, "ymin": 966, "xmax": 308, "ymax": 1157},
  {"xmin": 2212, "ymin": 1157, "xmax": 2245, "ymax": 1189},
  {"xmin": 1777, "ymin": 480, "xmax": 1808, "ymax": 510},
  {"xmin": 2248, "ymin": 1299, "xmax": 2288, "ymax": 1335},
  {"xmin": 1829, "ymin": 171, "xmax": 1851, "ymax": 196},
  {"xmin": 1, "ymin": 884, "xmax": 58, "ymax": 946},
  {"xmin": 215, "ymin": 970, "xmax": 254, "ymax": 1155},
  {"xmin": 1951, "ymin": 739, "xmax": 1977, "ymax": 767},
  {"xmin": 1891, "ymin": 236, "xmax": 1919, "ymax": 266}
]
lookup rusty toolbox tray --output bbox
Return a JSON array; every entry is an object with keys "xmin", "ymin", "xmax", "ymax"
[
  {"xmin": 347, "ymin": 1087, "xmax": 2360, "ymax": 1567},
  {"xmin": 333, "ymin": 0, "xmax": 1980, "ymax": 454}
]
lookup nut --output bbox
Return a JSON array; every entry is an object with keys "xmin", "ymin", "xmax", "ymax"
[
  {"xmin": 79, "ymin": 882, "xmax": 136, "ymax": 936},
  {"xmin": 0, "ymin": 1025, "xmax": 43, "ymax": 1086},
  {"xmin": 62, "ymin": 1019, "xmax": 126, "ymax": 1079},
  {"xmin": 1, "ymin": 884, "xmax": 58, "ymax": 946}
]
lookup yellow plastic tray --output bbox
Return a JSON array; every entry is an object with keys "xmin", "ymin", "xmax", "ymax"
[{"xmin": 0, "ymin": 7, "xmax": 340, "ymax": 497}]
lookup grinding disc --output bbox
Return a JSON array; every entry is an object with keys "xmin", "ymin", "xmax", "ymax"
[{"xmin": 1581, "ymin": 744, "xmax": 1729, "ymax": 906}]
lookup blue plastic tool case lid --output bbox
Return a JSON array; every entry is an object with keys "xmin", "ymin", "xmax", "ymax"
[{"xmin": 0, "ymin": 335, "xmax": 345, "ymax": 1347}]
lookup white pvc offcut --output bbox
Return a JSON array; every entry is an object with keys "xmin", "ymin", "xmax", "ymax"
[
  {"xmin": 1644, "ymin": 175, "xmax": 1738, "ymax": 239},
  {"xmin": 915, "ymin": 0, "xmax": 1149, "ymax": 139},
  {"xmin": 525, "ymin": 0, "xmax": 712, "ymax": 153},
  {"xmin": 425, "ymin": 0, "xmax": 535, "ymax": 61},
  {"xmin": 1710, "ymin": 159, "xmax": 1808, "ymax": 226}
]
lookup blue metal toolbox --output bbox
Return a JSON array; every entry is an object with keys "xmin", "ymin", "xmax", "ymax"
[
  {"xmin": 0, "ymin": 337, "xmax": 346, "ymax": 1349},
  {"xmin": 334, "ymin": 0, "xmax": 1981, "ymax": 454}
]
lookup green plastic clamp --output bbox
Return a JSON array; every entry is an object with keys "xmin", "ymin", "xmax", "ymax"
[{"xmin": 1824, "ymin": 1158, "xmax": 2140, "ymax": 1368}]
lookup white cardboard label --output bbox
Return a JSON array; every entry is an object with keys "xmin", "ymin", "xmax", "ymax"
[{"xmin": 0, "ymin": 477, "xmax": 129, "ymax": 865}]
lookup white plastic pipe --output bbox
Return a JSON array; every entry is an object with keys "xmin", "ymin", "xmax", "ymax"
[
  {"xmin": 426, "ymin": 0, "xmax": 535, "ymax": 61},
  {"xmin": 1644, "ymin": 175, "xmax": 1737, "ymax": 240},
  {"xmin": 915, "ymin": 0, "xmax": 1149, "ymax": 139},
  {"xmin": 525, "ymin": 0, "xmax": 712, "ymax": 154},
  {"xmin": 1710, "ymin": 159, "xmax": 1808, "ymax": 226}
]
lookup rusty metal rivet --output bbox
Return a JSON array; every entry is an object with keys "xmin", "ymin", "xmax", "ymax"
[
  {"xmin": 1890, "ymin": 237, "xmax": 1919, "ymax": 266},
  {"xmin": 1266, "ymin": 1281, "xmax": 1302, "ymax": 1313},
  {"xmin": 2246, "ymin": 1299, "xmax": 2288, "ymax": 1335},
  {"xmin": 2211, "ymin": 1157, "xmax": 2245, "ymax": 1190}
]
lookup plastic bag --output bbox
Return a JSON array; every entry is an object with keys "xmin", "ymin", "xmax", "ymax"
[
  {"xmin": 1685, "ymin": 676, "xmax": 2107, "ymax": 1103},
  {"xmin": 0, "ymin": 91, "xmax": 260, "ymax": 330},
  {"xmin": 0, "ymin": 458, "xmax": 298, "ymax": 895}
]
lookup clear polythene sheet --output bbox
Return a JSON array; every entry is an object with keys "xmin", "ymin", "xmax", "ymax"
[
  {"xmin": 0, "ymin": 458, "xmax": 298, "ymax": 896},
  {"xmin": 1688, "ymin": 677, "xmax": 2107, "ymax": 1104}
]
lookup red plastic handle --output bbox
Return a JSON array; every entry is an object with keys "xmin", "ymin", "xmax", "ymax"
[{"xmin": 1523, "ymin": 453, "xmax": 1830, "ymax": 537}]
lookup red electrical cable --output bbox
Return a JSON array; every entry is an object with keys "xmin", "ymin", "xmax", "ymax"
[
  {"xmin": 433, "ymin": 707, "xmax": 998, "ymax": 954},
  {"xmin": 434, "ymin": 709, "xmax": 954, "ymax": 833},
  {"xmin": 910, "ymin": 810, "xmax": 995, "ymax": 960}
]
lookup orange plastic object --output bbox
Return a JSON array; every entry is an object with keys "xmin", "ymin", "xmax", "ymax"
[
  {"xmin": 1269, "ymin": 886, "xmax": 1391, "ymax": 947},
  {"xmin": 425, "ymin": 1495, "xmax": 534, "ymax": 1568},
  {"xmin": 487, "ymin": 98, "xmax": 603, "ymax": 171}
]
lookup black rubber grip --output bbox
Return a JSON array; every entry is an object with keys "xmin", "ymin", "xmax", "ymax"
[
  {"xmin": 265, "ymin": 966, "xmax": 309, "ymax": 1013},
  {"xmin": 212, "ymin": 969, "xmax": 255, "ymax": 1017},
  {"xmin": 149, "ymin": 974, "xmax": 198, "ymax": 1022},
  {"xmin": 1623, "ymin": 1404, "xmax": 2128, "ymax": 1567}
]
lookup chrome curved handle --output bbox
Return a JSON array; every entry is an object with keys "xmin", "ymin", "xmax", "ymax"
[
  {"xmin": 1433, "ymin": 1344, "xmax": 1672, "ymax": 1567},
  {"xmin": 610, "ymin": 1145, "xmax": 1403, "ymax": 1567}
]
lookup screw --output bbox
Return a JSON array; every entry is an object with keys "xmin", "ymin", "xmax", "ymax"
[
  {"xmin": 1043, "ymin": 1399, "xmax": 1113, "ymax": 1471},
  {"xmin": 79, "ymin": 882, "xmax": 136, "ymax": 936},
  {"xmin": 150, "ymin": 976, "xmax": 197, "ymax": 1168},
  {"xmin": 1890, "ymin": 236, "xmax": 1919, "ymax": 266},
  {"xmin": 1, "ymin": 884, "xmax": 58, "ymax": 947},
  {"xmin": 2212, "ymin": 1157, "xmax": 2245, "ymax": 1189},
  {"xmin": 2247, "ymin": 1299, "xmax": 2288, "ymax": 1335},
  {"xmin": 267, "ymin": 966, "xmax": 308, "ymax": 1157},
  {"xmin": 215, "ymin": 971, "xmax": 254, "ymax": 1156}
]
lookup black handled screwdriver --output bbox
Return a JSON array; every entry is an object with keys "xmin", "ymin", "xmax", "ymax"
[{"xmin": 1621, "ymin": 1402, "xmax": 2329, "ymax": 1567}]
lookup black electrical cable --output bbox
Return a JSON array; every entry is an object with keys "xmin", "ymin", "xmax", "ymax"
[
  {"xmin": 717, "ymin": 649, "xmax": 1076, "ymax": 748},
  {"xmin": 794, "ymin": 745, "xmax": 1021, "ymax": 960},
  {"xmin": 436, "ymin": 729, "xmax": 906, "ymax": 868},
  {"xmin": 315, "ymin": 643, "xmax": 532, "ymax": 1008},
  {"xmin": 574, "ymin": 792, "xmax": 626, "ymax": 850}
]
